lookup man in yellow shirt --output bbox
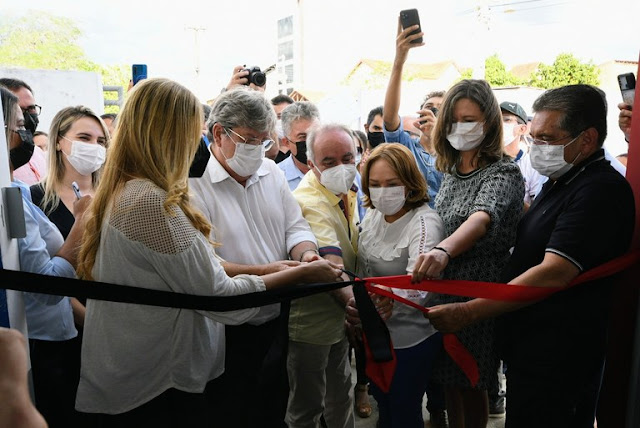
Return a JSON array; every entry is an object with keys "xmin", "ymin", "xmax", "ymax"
[{"xmin": 288, "ymin": 123, "xmax": 360, "ymax": 428}]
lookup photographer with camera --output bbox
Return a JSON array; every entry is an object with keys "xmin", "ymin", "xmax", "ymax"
[
  {"xmin": 382, "ymin": 20, "xmax": 444, "ymax": 210},
  {"xmin": 225, "ymin": 65, "xmax": 267, "ymax": 92}
]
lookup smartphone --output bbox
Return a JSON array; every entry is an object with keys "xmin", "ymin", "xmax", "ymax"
[
  {"xmin": 71, "ymin": 181, "xmax": 82, "ymax": 200},
  {"xmin": 132, "ymin": 64, "xmax": 148, "ymax": 86},
  {"xmin": 618, "ymin": 72, "xmax": 636, "ymax": 107},
  {"xmin": 400, "ymin": 9, "xmax": 423, "ymax": 44}
]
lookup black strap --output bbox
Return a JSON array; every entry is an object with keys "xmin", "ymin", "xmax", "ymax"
[
  {"xmin": 0, "ymin": 268, "xmax": 358, "ymax": 311},
  {"xmin": 351, "ymin": 280, "xmax": 393, "ymax": 363}
]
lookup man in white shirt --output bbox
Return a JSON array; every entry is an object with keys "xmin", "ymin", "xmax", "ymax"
[
  {"xmin": 189, "ymin": 88, "xmax": 320, "ymax": 428},
  {"xmin": 501, "ymin": 101, "xmax": 546, "ymax": 209},
  {"xmin": 278, "ymin": 101, "xmax": 320, "ymax": 191}
]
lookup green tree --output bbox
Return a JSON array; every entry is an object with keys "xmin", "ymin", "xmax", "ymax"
[
  {"xmin": 0, "ymin": 11, "xmax": 128, "ymax": 112},
  {"xmin": 530, "ymin": 53, "xmax": 600, "ymax": 89},
  {"xmin": 485, "ymin": 54, "xmax": 522, "ymax": 86},
  {"xmin": 455, "ymin": 67, "xmax": 473, "ymax": 83}
]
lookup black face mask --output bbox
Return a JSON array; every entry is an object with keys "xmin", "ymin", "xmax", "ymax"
[
  {"xmin": 188, "ymin": 136, "xmax": 211, "ymax": 178},
  {"xmin": 293, "ymin": 140, "xmax": 308, "ymax": 165},
  {"xmin": 10, "ymin": 129, "xmax": 35, "ymax": 170},
  {"xmin": 367, "ymin": 131, "xmax": 385, "ymax": 148},
  {"xmin": 23, "ymin": 111, "xmax": 39, "ymax": 135},
  {"xmin": 274, "ymin": 150, "xmax": 290, "ymax": 164}
]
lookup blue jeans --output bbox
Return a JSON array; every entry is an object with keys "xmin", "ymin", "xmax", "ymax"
[{"xmin": 371, "ymin": 333, "xmax": 443, "ymax": 428}]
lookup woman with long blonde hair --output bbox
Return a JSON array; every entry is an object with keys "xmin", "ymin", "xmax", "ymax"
[
  {"xmin": 27, "ymin": 106, "xmax": 108, "ymax": 426},
  {"xmin": 75, "ymin": 78, "xmax": 341, "ymax": 426}
]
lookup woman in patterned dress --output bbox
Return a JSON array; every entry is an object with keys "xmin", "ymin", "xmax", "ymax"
[{"xmin": 412, "ymin": 79, "xmax": 524, "ymax": 428}]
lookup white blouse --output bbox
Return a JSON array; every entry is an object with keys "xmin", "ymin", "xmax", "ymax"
[
  {"xmin": 358, "ymin": 204, "xmax": 445, "ymax": 349},
  {"xmin": 76, "ymin": 179, "xmax": 266, "ymax": 414}
]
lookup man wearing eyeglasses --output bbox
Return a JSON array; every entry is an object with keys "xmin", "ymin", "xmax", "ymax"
[
  {"xmin": 422, "ymin": 85, "xmax": 635, "ymax": 428},
  {"xmin": 189, "ymin": 87, "xmax": 321, "ymax": 428},
  {"xmin": 0, "ymin": 78, "xmax": 47, "ymax": 185}
]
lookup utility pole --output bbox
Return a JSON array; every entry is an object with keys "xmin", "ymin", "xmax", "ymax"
[
  {"xmin": 185, "ymin": 26, "xmax": 207, "ymax": 99},
  {"xmin": 472, "ymin": 0, "xmax": 492, "ymax": 79}
]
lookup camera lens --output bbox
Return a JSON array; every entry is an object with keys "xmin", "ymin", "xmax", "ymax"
[{"xmin": 252, "ymin": 72, "xmax": 266, "ymax": 87}]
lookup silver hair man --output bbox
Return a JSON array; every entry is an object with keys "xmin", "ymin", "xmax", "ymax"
[
  {"xmin": 306, "ymin": 122, "xmax": 356, "ymax": 165},
  {"xmin": 280, "ymin": 101, "xmax": 320, "ymax": 138},
  {"xmin": 208, "ymin": 87, "xmax": 276, "ymax": 135}
]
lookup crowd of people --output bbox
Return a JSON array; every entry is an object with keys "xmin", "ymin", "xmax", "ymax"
[{"xmin": 0, "ymin": 17, "xmax": 637, "ymax": 428}]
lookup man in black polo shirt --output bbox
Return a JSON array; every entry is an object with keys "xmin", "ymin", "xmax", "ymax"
[{"xmin": 422, "ymin": 84, "xmax": 635, "ymax": 428}]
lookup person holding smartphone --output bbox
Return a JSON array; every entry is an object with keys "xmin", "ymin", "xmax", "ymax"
[
  {"xmin": 27, "ymin": 105, "xmax": 109, "ymax": 427},
  {"xmin": 618, "ymin": 102, "xmax": 633, "ymax": 143},
  {"xmin": 382, "ymin": 18, "xmax": 445, "ymax": 209}
]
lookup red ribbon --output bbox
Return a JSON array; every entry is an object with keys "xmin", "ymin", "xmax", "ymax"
[{"xmin": 362, "ymin": 250, "xmax": 640, "ymax": 389}]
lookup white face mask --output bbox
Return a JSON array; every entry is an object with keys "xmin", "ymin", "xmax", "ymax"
[
  {"xmin": 446, "ymin": 122, "xmax": 485, "ymax": 151},
  {"xmin": 530, "ymin": 134, "xmax": 581, "ymax": 179},
  {"xmin": 275, "ymin": 119, "xmax": 284, "ymax": 139},
  {"xmin": 318, "ymin": 163, "xmax": 357, "ymax": 195},
  {"xmin": 222, "ymin": 130, "xmax": 265, "ymax": 177},
  {"xmin": 369, "ymin": 186, "xmax": 406, "ymax": 216},
  {"xmin": 502, "ymin": 123, "xmax": 517, "ymax": 146},
  {"xmin": 61, "ymin": 137, "xmax": 106, "ymax": 176}
]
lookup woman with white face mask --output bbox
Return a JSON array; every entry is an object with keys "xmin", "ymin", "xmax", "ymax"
[
  {"xmin": 31, "ymin": 106, "xmax": 109, "ymax": 238},
  {"xmin": 27, "ymin": 106, "xmax": 109, "ymax": 426},
  {"xmin": 357, "ymin": 143, "xmax": 445, "ymax": 428},
  {"xmin": 411, "ymin": 80, "xmax": 525, "ymax": 428}
]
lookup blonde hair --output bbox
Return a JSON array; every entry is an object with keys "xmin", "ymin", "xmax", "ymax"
[
  {"xmin": 40, "ymin": 106, "xmax": 110, "ymax": 214},
  {"xmin": 432, "ymin": 79, "xmax": 505, "ymax": 172},
  {"xmin": 77, "ymin": 78, "xmax": 209, "ymax": 280},
  {"xmin": 361, "ymin": 143, "xmax": 429, "ymax": 210}
]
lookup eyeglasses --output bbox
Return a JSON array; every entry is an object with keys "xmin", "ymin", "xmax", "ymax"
[
  {"xmin": 263, "ymin": 139, "xmax": 275, "ymax": 151},
  {"xmin": 531, "ymin": 131, "xmax": 583, "ymax": 146},
  {"xmin": 23, "ymin": 105, "xmax": 42, "ymax": 116},
  {"xmin": 224, "ymin": 127, "xmax": 270, "ymax": 147}
]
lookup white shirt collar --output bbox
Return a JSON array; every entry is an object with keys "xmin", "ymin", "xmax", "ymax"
[{"xmin": 205, "ymin": 153, "xmax": 271, "ymax": 187}]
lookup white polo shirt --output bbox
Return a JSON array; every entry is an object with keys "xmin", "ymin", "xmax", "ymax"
[
  {"xmin": 190, "ymin": 155, "xmax": 317, "ymax": 325},
  {"xmin": 515, "ymin": 149, "xmax": 546, "ymax": 205}
]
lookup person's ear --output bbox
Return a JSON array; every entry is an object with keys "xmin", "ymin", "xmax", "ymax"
[
  {"xmin": 280, "ymin": 136, "xmax": 289, "ymax": 149},
  {"xmin": 580, "ymin": 127, "xmax": 599, "ymax": 152},
  {"xmin": 516, "ymin": 124, "xmax": 528, "ymax": 136},
  {"xmin": 212, "ymin": 123, "xmax": 224, "ymax": 147}
]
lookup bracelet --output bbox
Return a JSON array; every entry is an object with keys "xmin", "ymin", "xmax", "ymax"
[
  {"xmin": 299, "ymin": 249, "xmax": 319, "ymax": 262},
  {"xmin": 432, "ymin": 246, "xmax": 451, "ymax": 260}
]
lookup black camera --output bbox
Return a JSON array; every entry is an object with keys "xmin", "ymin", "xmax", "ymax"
[{"xmin": 243, "ymin": 66, "xmax": 266, "ymax": 87}]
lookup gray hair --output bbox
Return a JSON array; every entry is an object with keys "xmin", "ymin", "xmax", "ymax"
[
  {"xmin": 280, "ymin": 101, "xmax": 320, "ymax": 137},
  {"xmin": 208, "ymin": 87, "xmax": 275, "ymax": 135},
  {"xmin": 306, "ymin": 122, "xmax": 355, "ymax": 164}
]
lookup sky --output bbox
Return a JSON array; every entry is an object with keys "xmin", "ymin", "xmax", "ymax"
[{"xmin": 2, "ymin": 0, "xmax": 638, "ymax": 102}]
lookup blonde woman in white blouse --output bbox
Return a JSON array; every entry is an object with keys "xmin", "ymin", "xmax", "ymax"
[
  {"xmin": 358, "ymin": 143, "xmax": 445, "ymax": 428},
  {"xmin": 75, "ymin": 78, "xmax": 342, "ymax": 426}
]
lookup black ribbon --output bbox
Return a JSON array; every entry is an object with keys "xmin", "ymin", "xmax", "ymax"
[
  {"xmin": 0, "ymin": 268, "xmax": 359, "ymax": 311},
  {"xmin": 343, "ymin": 269, "xmax": 393, "ymax": 363}
]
